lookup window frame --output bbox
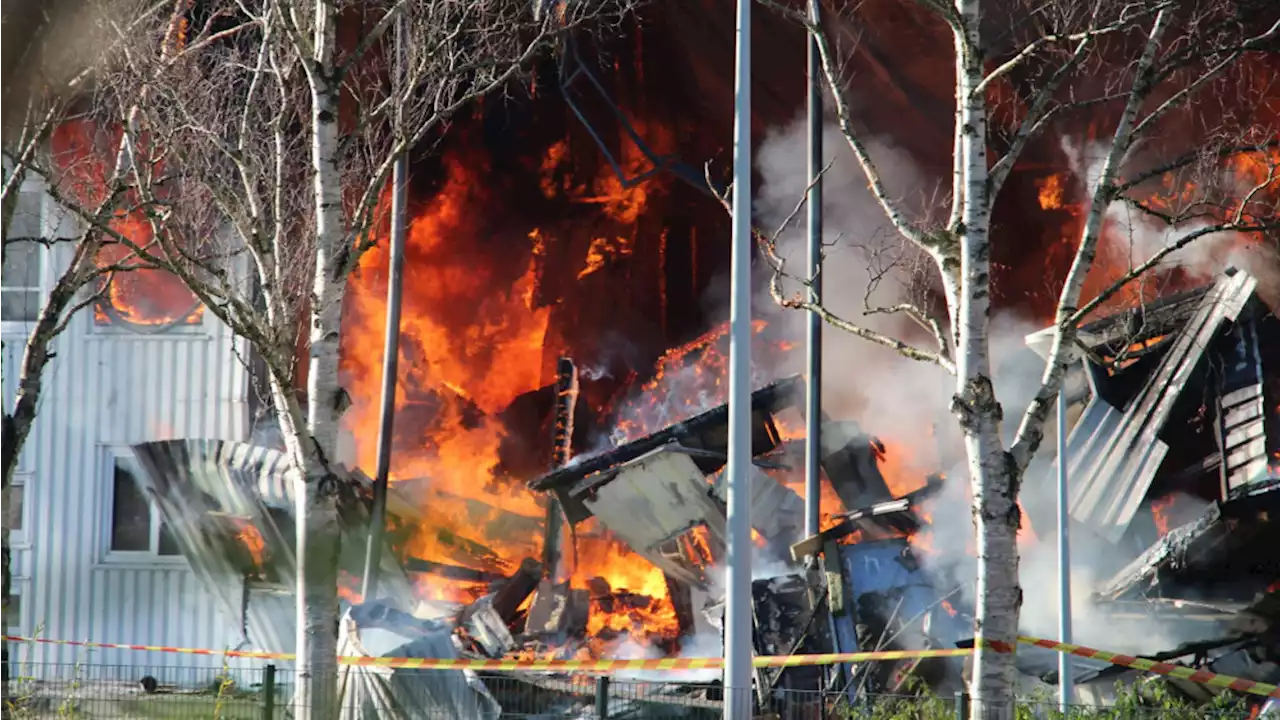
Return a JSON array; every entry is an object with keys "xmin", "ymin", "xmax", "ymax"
[
  {"xmin": 88, "ymin": 276, "xmax": 211, "ymax": 337},
  {"xmin": 5, "ymin": 472, "xmax": 30, "ymax": 549},
  {"xmin": 5, "ymin": 576, "xmax": 29, "ymax": 635},
  {"xmin": 86, "ymin": 234, "xmax": 210, "ymax": 338},
  {"xmin": 0, "ymin": 238, "xmax": 47, "ymax": 328},
  {"xmin": 98, "ymin": 446, "xmax": 186, "ymax": 567}
]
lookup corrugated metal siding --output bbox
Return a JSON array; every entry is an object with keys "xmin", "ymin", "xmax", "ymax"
[
  {"xmin": 1057, "ymin": 272, "xmax": 1258, "ymax": 544},
  {"xmin": 3, "ymin": 224, "xmax": 254, "ymax": 681}
]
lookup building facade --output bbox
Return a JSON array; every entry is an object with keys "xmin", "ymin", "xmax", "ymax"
[{"xmin": 3, "ymin": 176, "xmax": 256, "ymax": 680}]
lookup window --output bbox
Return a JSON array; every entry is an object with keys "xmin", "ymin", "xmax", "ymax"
[
  {"xmin": 3, "ymin": 481, "xmax": 23, "ymax": 533},
  {"xmin": 106, "ymin": 456, "xmax": 181, "ymax": 559},
  {"xmin": 92, "ymin": 228, "xmax": 205, "ymax": 331},
  {"xmin": 5, "ymin": 471, "xmax": 29, "ymax": 547},
  {"xmin": 1, "ymin": 240, "xmax": 43, "ymax": 322},
  {"xmin": 5, "ymin": 592, "xmax": 19, "ymax": 632}
]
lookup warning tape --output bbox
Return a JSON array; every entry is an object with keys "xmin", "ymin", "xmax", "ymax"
[
  {"xmin": 2, "ymin": 636, "xmax": 286, "ymax": 661},
  {"xmin": 1016, "ymin": 636, "xmax": 1280, "ymax": 700},
  {"xmin": 1, "ymin": 636, "xmax": 968, "ymax": 670},
  {"xmin": 8, "ymin": 632, "xmax": 1276, "ymax": 696}
]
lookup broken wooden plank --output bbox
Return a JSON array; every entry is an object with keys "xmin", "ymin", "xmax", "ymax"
[
  {"xmin": 581, "ymin": 446, "xmax": 726, "ymax": 588},
  {"xmin": 404, "ymin": 557, "xmax": 506, "ymax": 584},
  {"xmin": 664, "ymin": 573, "xmax": 697, "ymax": 638},
  {"xmin": 461, "ymin": 595, "xmax": 516, "ymax": 658},
  {"xmin": 492, "ymin": 557, "xmax": 543, "ymax": 622},
  {"xmin": 789, "ymin": 480, "xmax": 943, "ymax": 562},
  {"xmin": 526, "ymin": 578, "xmax": 573, "ymax": 637},
  {"xmin": 543, "ymin": 357, "xmax": 580, "ymax": 578},
  {"xmin": 527, "ymin": 375, "xmax": 803, "ymax": 493},
  {"xmin": 820, "ymin": 422, "xmax": 893, "ymax": 510}
]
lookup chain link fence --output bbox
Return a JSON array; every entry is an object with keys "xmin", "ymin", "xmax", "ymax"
[{"xmin": 2, "ymin": 663, "xmax": 1271, "ymax": 719}]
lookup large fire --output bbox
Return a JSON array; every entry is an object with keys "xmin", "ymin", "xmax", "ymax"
[
  {"xmin": 49, "ymin": 120, "xmax": 206, "ymax": 328},
  {"xmin": 340, "ymin": 123, "xmax": 694, "ymax": 650},
  {"xmin": 1035, "ymin": 144, "xmax": 1280, "ymax": 323},
  {"xmin": 331, "ymin": 12, "xmax": 1275, "ymax": 663}
]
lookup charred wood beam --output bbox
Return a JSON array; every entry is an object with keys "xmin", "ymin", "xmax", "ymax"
[
  {"xmin": 822, "ymin": 425, "xmax": 894, "ymax": 509},
  {"xmin": 1095, "ymin": 503, "xmax": 1228, "ymax": 602},
  {"xmin": 492, "ymin": 557, "xmax": 544, "ymax": 623},
  {"xmin": 404, "ymin": 557, "xmax": 506, "ymax": 584},
  {"xmin": 1163, "ymin": 453, "xmax": 1222, "ymax": 490},
  {"xmin": 664, "ymin": 573, "xmax": 697, "ymax": 639},
  {"xmin": 1076, "ymin": 285, "xmax": 1211, "ymax": 352},
  {"xmin": 528, "ymin": 375, "xmax": 803, "ymax": 493},
  {"xmin": 543, "ymin": 357, "xmax": 579, "ymax": 579},
  {"xmin": 789, "ymin": 478, "xmax": 944, "ymax": 562},
  {"xmin": 668, "ymin": 445, "xmax": 790, "ymax": 470}
]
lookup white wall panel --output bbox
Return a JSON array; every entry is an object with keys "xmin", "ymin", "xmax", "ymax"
[{"xmin": 4, "ymin": 220, "xmax": 255, "ymax": 685}]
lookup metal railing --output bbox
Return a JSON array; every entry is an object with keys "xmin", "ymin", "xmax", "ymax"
[{"xmin": 3, "ymin": 663, "xmax": 1270, "ymax": 719}]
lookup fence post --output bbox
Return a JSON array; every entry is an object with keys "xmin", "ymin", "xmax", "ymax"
[
  {"xmin": 954, "ymin": 690, "xmax": 970, "ymax": 720},
  {"xmin": 595, "ymin": 675, "xmax": 610, "ymax": 720},
  {"xmin": 262, "ymin": 664, "xmax": 276, "ymax": 720}
]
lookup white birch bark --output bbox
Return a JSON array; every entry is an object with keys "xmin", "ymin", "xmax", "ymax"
[
  {"xmin": 782, "ymin": 1, "xmax": 1272, "ymax": 715},
  {"xmin": 950, "ymin": 1, "xmax": 1021, "ymax": 714},
  {"xmin": 291, "ymin": 0, "xmax": 345, "ymax": 716}
]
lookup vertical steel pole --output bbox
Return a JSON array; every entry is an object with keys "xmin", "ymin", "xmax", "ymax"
[
  {"xmin": 1057, "ymin": 385, "xmax": 1074, "ymax": 709},
  {"xmin": 595, "ymin": 676, "xmax": 610, "ymax": 720},
  {"xmin": 262, "ymin": 664, "xmax": 276, "ymax": 720},
  {"xmin": 361, "ymin": 8, "xmax": 409, "ymax": 600},
  {"xmin": 803, "ymin": 0, "xmax": 824, "ymax": 547},
  {"xmin": 724, "ymin": 0, "xmax": 754, "ymax": 715}
]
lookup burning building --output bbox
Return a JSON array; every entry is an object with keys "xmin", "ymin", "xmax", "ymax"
[{"xmin": 11, "ymin": 0, "xmax": 1279, "ymax": 713}]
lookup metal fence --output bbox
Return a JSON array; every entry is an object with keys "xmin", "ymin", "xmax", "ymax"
[{"xmin": 2, "ymin": 663, "xmax": 1269, "ymax": 719}]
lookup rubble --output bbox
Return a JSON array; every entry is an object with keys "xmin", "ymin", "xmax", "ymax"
[{"xmin": 132, "ymin": 269, "xmax": 1280, "ymax": 715}]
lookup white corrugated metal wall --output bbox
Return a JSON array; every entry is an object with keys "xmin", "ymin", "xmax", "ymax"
[{"xmin": 3, "ymin": 184, "xmax": 259, "ymax": 684}]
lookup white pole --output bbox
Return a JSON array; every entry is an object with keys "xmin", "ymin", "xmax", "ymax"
[
  {"xmin": 723, "ymin": 0, "xmax": 754, "ymax": 715},
  {"xmin": 1057, "ymin": 384, "xmax": 1074, "ymax": 709},
  {"xmin": 803, "ymin": 0, "xmax": 823, "ymax": 549}
]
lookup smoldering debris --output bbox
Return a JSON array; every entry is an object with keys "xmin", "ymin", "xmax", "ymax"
[{"xmin": 131, "ymin": 270, "xmax": 1280, "ymax": 716}]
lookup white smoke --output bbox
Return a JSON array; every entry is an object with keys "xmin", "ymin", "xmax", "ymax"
[
  {"xmin": 1060, "ymin": 137, "xmax": 1280, "ymax": 292},
  {"xmin": 753, "ymin": 115, "xmax": 1053, "ymax": 480},
  {"xmin": 752, "ymin": 116, "xmax": 1226, "ymax": 656}
]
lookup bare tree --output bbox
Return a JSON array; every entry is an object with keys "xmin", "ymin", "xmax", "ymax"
[
  {"xmin": 745, "ymin": 0, "xmax": 1280, "ymax": 714},
  {"xmin": 1, "ymin": 5, "xmax": 181, "ymax": 696},
  {"xmin": 84, "ymin": 0, "xmax": 633, "ymax": 716}
]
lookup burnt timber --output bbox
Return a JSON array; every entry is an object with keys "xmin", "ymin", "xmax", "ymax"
[{"xmin": 528, "ymin": 374, "xmax": 806, "ymax": 494}]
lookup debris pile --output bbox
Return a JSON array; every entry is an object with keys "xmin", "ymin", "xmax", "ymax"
[{"xmin": 132, "ymin": 269, "xmax": 1280, "ymax": 716}]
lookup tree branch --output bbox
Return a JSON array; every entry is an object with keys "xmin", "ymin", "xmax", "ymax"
[
  {"xmin": 987, "ymin": 36, "xmax": 1091, "ymax": 201},
  {"xmin": 760, "ymin": 0, "xmax": 940, "ymax": 253},
  {"xmin": 705, "ymin": 159, "xmax": 956, "ymax": 374},
  {"xmin": 1008, "ymin": 8, "xmax": 1170, "ymax": 473}
]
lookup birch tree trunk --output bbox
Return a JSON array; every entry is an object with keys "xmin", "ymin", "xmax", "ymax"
[
  {"xmin": 0, "ymin": 238, "xmax": 112, "ymax": 707},
  {"xmin": 951, "ymin": 1, "xmax": 1021, "ymax": 714},
  {"xmin": 292, "ymin": 0, "xmax": 346, "ymax": 716},
  {"xmin": 769, "ymin": 0, "xmax": 1276, "ymax": 715}
]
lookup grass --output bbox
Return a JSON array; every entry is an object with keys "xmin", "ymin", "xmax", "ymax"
[
  {"xmin": 831, "ymin": 679, "xmax": 1271, "ymax": 720},
  {"xmin": 113, "ymin": 693, "xmax": 266, "ymax": 719}
]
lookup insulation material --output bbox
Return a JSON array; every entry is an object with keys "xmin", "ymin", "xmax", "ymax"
[{"xmin": 337, "ymin": 603, "xmax": 502, "ymax": 720}]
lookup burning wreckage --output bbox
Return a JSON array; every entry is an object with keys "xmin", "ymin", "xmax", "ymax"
[{"xmin": 128, "ymin": 269, "xmax": 1280, "ymax": 717}]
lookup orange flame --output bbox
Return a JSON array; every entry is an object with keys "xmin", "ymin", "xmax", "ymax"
[
  {"xmin": 227, "ymin": 518, "xmax": 267, "ymax": 570},
  {"xmin": 1037, "ymin": 174, "xmax": 1065, "ymax": 210},
  {"xmin": 49, "ymin": 120, "xmax": 203, "ymax": 327},
  {"xmin": 1151, "ymin": 494, "xmax": 1176, "ymax": 536},
  {"xmin": 340, "ymin": 130, "xmax": 697, "ymax": 653}
]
